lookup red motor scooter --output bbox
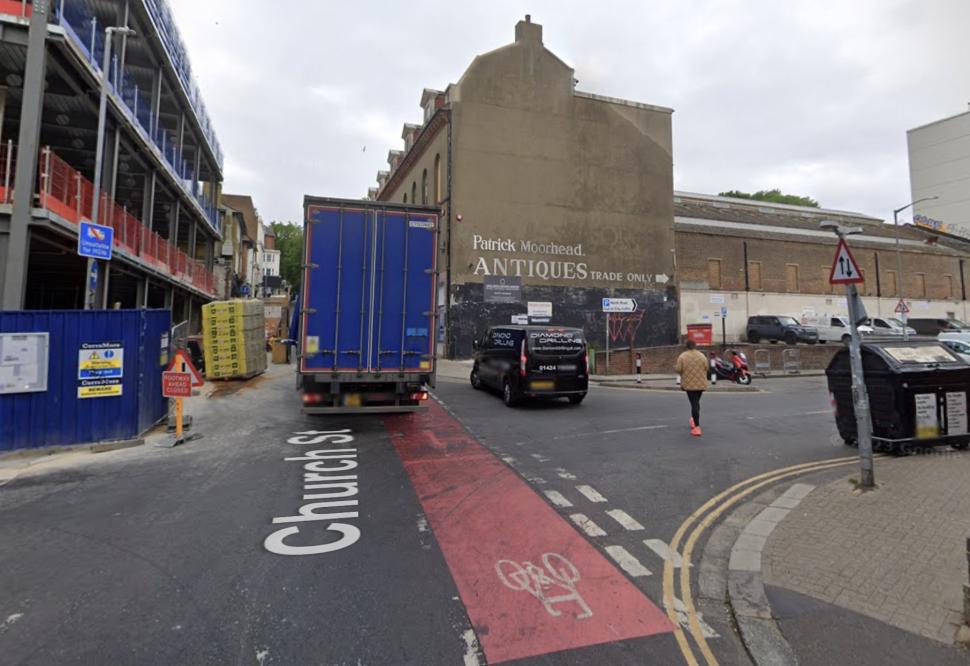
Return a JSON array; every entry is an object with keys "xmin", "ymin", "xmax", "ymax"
[{"xmin": 709, "ymin": 350, "xmax": 752, "ymax": 385}]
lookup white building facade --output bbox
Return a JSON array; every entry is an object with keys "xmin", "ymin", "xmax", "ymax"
[{"xmin": 908, "ymin": 107, "xmax": 970, "ymax": 237}]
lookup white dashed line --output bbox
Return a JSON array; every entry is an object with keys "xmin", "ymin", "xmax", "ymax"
[
  {"xmin": 667, "ymin": 596, "xmax": 719, "ymax": 638},
  {"xmin": 499, "ymin": 455, "xmax": 517, "ymax": 465},
  {"xmin": 643, "ymin": 539, "xmax": 690, "ymax": 568},
  {"xmin": 544, "ymin": 490, "xmax": 573, "ymax": 508},
  {"xmin": 569, "ymin": 513, "xmax": 607, "ymax": 537},
  {"xmin": 605, "ymin": 545, "xmax": 653, "ymax": 577},
  {"xmin": 576, "ymin": 485, "xmax": 608, "ymax": 503},
  {"xmin": 530, "ymin": 453, "xmax": 551, "ymax": 463},
  {"xmin": 462, "ymin": 628, "xmax": 483, "ymax": 665},
  {"xmin": 605, "ymin": 509, "xmax": 645, "ymax": 531},
  {"xmin": 555, "ymin": 468, "xmax": 577, "ymax": 480}
]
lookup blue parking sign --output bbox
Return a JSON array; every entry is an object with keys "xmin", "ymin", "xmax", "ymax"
[{"xmin": 78, "ymin": 221, "xmax": 114, "ymax": 260}]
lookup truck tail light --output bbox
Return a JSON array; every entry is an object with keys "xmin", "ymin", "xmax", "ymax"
[
  {"xmin": 410, "ymin": 391, "xmax": 429, "ymax": 401},
  {"xmin": 520, "ymin": 340, "xmax": 527, "ymax": 377},
  {"xmin": 302, "ymin": 392, "xmax": 324, "ymax": 404}
]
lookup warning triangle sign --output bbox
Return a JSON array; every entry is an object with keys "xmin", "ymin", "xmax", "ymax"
[
  {"xmin": 167, "ymin": 349, "xmax": 205, "ymax": 387},
  {"xmin": 829, "ymin": 239, "xmax": 864, "ymax": 285}
]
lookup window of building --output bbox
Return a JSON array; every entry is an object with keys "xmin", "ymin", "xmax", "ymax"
[
  {"xmin": 821, "ymin": 266, "xmax": 834, "ymax": 294},
  {"xmin": 945, "ymin": 274, "xmax": 955, "ymax": 299},
  {"xmin": 884, "ymin": 270, "xmax": 897, "ymax": 297},
  {"xmin": 748, "ymin": 261, "xmax": 762, "ymax": 291},
  {"xmin": 434, "ymin": 154, "xmax": 442, "ymax": 203},
  {"xmin": 403, "ymin": 193, "xmax": 407, "ymax": 203},
  {"xmin": 785, "ymin": 264, "xmax": 799, "ymax": 293},
  {"xmin": 915, "ymin": 273, "xmax": 927, "ymax": 299},
  {"xmin": 411, "ymin": 182, "xmax": 417, "ymax": 204},
  {"xmin": 707, "ymin": 259, "xmax": 721, "ymax": 289},
  {"xmin": 422, "ymin": 169, "xmax": 428, "ymax": 205}
]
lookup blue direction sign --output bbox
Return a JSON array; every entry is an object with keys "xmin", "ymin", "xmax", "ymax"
[{"xmin": 78, "ymin": 221, "xmax": 114, "ymax": 260}]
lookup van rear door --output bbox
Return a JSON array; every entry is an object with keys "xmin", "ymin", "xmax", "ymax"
[{"xmin": 527, "ymin": 329, "xmax": 585, "ymax": 374}]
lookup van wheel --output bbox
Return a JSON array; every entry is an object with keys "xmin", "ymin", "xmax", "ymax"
[
  {"xmin": 568, "ymin": 394, "xmax": 586, "ymax": 405},
  {"xmin": 503, "ymin": 379, "xmax": 520, "ymax": 407},
  {"xmin": 470, "ymin": 366, "xmax": 483, "ymax": 390},
  {"xmin": 841, "ymin": 334, "xmax": 852, "ymax": 344},
  {"xmin": 747, "ymin": 332, "xmax": 760, "ymax": 344}
]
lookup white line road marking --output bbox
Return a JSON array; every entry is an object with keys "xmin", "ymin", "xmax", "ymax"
[
  {"xmin": 605, "ymin": 545, "xmax": 652, "ymax": 577},
  {"xmin": 500, "ymin": 454, "xmax": 517, "ymax": 465},
  {"xmin": 643, "ymin": 539, "xmax": 691, "ymax": 568},
  {"xmin": 462, "ymin": 628, "xmax": 483, "ymax": 666},
  {"xmin": 416, "ymin": 516, "xmax": 429, "ymax": 532},
  {"xmin": 667, "ymin": 596, "xmax": 719, "ymax": 638},
  {"xmin": 556, "ymin": 468, "xmax": 577, "ymax": 480},
  {"xmin": 524, "ymin": 473, "xmax": 547, "ymax": 485},
  {"xmin": 576, "ymin": 485, "xmax": 608, "ymax": 503},
  {"xmin": 570, "ymin": 513, "xmax": 607, "ymax": 537},
  {"xmin": 544, "ymin": 490, "xmax": 573, "ymax": 508},
  {"xmin": 553, "ymin": 424, "xmax": 668, "ymax": 441},
  {"xmin": 530, "ymin": 453, "xmax": 551, "ymax": 463},
  {"xmin": 606, "ymin": 509, "xmax": 645, "ymax": 531}
]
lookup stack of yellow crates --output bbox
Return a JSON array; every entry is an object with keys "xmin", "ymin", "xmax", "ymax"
[{"xmin": 202, "ymin": 299, "xmax": 267, "ymax": 379}]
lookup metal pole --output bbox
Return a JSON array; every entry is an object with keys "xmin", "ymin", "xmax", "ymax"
[
  {"xmin": 894, "ymin": 207, "xmax": 906, "ymax": 340},
  {"xmin": 87, "ymin": 28, "xmax": 115, "ymax": 310},
  {"xmin": 846, "ymin": 281, "xmax": 875, "ymax": 488},
  {"xmin": 605, "ymin": 312, "xmax": 610, "ymax": 377}
]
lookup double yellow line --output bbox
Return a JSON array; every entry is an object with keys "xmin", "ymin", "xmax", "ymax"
[{"xmin": 662, "ymin": 453, "xmax": 885, "ymax": 665}]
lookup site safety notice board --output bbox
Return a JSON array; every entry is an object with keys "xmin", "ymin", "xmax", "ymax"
[{"xmin": 78, "ymin": 341, "xmax": 124, "ymax": 398}]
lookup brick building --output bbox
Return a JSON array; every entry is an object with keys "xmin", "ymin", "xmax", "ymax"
[{"xmin": 675, "ymin": 192, "xmax": 970, "ymax": 341}]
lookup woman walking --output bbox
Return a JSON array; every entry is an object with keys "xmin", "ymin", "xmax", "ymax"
[{"xmin": 675, "ymin": 339, "xmax": 710, "ymax": 436}]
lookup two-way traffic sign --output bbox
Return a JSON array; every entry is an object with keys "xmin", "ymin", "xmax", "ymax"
[{"xmin": 829, "ymin": 239, "xmax": 864, "ymax": 285}]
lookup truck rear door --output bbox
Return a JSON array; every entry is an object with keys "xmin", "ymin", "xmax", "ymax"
[{"xmin": 301, "ymin": 202, "xmax": 437, "ymax": 376}]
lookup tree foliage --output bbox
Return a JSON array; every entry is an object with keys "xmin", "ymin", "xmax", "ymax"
[
  {"xmin": 270, "ymin": 221, "xmax": 304, "ymax": 290},
  {"xmin": 719, "ymin": 189, "xmax": 820, "ymax": 208}
]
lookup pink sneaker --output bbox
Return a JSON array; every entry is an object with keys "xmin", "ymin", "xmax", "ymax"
[{"xmin": 691, "ymin": 426, "xmax": 702, "ymax": 437}]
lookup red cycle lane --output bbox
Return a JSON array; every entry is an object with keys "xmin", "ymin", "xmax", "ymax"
[{"xmin": 384, "ymin": 401, "xmax": 675, "ymax": 664}]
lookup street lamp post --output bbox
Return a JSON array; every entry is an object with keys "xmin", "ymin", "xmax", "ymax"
[
  {"xmin": 892, "ymin": 196, "xmax": 939, "ymax": 339},
  {"xmin": 86, "ymin": 25, "xmax": 136, "ymax": 310}
]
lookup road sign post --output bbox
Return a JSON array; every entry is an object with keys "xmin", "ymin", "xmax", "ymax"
[
  {"xmin": 162, "ymin": 371, "xmax": 192, "ymax": 445},
  {"xmin": 895, "ymin": 299, "xmax": 911, "ymax": 340},
  {"xmin": 826, "ymin": 226, "xmax": 874, "ymax": 488},
  {"xmin": 602, "ymin": 299, "xmax": 639, "ymax": 377}
]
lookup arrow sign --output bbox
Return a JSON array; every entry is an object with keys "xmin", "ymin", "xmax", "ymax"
[
  {"xmin": 602, "ymin": 298, "xmax": 638, "ymax": 313},
  {"xmin": 655, "ymin": 274, "xmax": 670, "ymax": 285},
  {"xmin": 167, "ymin": 349, "xmax": 204, "ymax": 387},
  {"xmin": 829, "ymin": 239, "xmax": 864, "ymax": 285}
]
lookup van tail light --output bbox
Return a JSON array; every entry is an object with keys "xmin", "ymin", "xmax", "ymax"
[
  {"xmin": 520, "ymin": 340, "xmax": 527, "ymax": 377},
  {"xmin": 583, "ymin": 351, "xmax": 589, "ymax": 375},
  {"xmin": 830, "ymin": 392, "xmax": 838, "ymax": 418}
]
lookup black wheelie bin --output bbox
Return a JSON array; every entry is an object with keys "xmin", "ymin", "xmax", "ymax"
[{"xmin": 826, "ymin": 340, "xmax": 970, "ymax": 454}]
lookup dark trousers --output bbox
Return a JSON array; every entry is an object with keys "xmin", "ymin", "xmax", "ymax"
[{"xmin": 686, "ymin": 390, "xmax": 703, "ymax": 425}]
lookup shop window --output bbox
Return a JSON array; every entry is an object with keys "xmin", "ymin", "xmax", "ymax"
[
  {"xmin": 707, "ymin": 259, "xmax": 721, "ymax": 289},
  {"xmin": 748, "ymin": 261, "xmax": 762, "ymax": 291},
  {"xmin": 785, "ymin": 264, "xmax": 799, "ymax": 293}
]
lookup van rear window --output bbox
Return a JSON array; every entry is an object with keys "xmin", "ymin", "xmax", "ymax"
[{"xmin": 529, "ymin": 330, "xmax": 585, "ymax": 353}]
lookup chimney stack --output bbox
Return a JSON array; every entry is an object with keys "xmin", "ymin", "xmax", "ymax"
[{"xmin": 515, "ymin": 15, "xmax": 542, "ymax": 44}]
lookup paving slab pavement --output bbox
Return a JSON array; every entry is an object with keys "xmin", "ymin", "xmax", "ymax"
[{"xmin": 762, "ymin": 451, "xmax": 970, "ymax": 647}]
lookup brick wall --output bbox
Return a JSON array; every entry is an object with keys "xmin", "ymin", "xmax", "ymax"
[
  {"xmin": 676, "ymin": 231, "xmax": 967, "ymax": 300},
  {"xmin": 593, "ymin": 342, "xmax": 842, "ymax": 376}
]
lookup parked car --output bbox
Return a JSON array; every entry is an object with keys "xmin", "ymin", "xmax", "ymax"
[
  {"xmin": 940, "ymin": 338, "xmax": 970, "ymax": 363},
  {"xmin": 812, "ymin": 315, "xmax": 874, "ymax": 344},
  {"xmin": 865, "ymin": 317, "xmax": 916, "ymax": 337},
  {"xmin": 746, "ymin": 316, "xmax": 818, "ymax": 345},
  {"xmin": 907, "ymin": 318, "xmax": 970, "ymax": 335},
  {"xmin": 471, "ymin": 325, "xmax": 588, "ymax": 407}
]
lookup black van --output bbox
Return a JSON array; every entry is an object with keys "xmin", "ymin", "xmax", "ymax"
[
  {"xmin": 907, "ymin": 318, "xmax": 970, "ymax": 336},
  {"xmin": 470, "ymin": 326, "xmax": 588, "ymax": 407}
]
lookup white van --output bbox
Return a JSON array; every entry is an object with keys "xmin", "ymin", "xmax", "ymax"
[
  {"xmin": 814, "ymin": 316, "xmax": 874, "ymax": 344},
  {"xmin": 866, "ymin": 317, "xmax": 917, "ymax": 337}
]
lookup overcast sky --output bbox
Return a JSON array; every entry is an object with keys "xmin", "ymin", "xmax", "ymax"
[{"xmin": 169, "ymin": 0, "xmax": 969, "ymax": 226}]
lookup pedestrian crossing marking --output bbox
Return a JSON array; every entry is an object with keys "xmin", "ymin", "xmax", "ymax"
[{"xmin": 544, "ymin": 490, "xmax": 573, "ymax": 508}]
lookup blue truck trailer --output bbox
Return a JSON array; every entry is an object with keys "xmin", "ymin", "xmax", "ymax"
[{"xmin": 298, "ymin": 197, "xmax": 439, "ymax": 413}]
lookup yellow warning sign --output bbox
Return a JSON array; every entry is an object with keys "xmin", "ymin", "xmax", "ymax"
[{"xmin": 78, "ymin": 382, "xmax": 123, "ymax": 398}]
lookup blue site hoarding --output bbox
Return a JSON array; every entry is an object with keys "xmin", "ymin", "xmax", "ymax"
[
  {"xmin": 0, "ymin": 310, "xmax": 170, "ymax": 452},
  {"xmin": 301, "ymin": 203, "xmax": 437, "ymax": 374}
]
